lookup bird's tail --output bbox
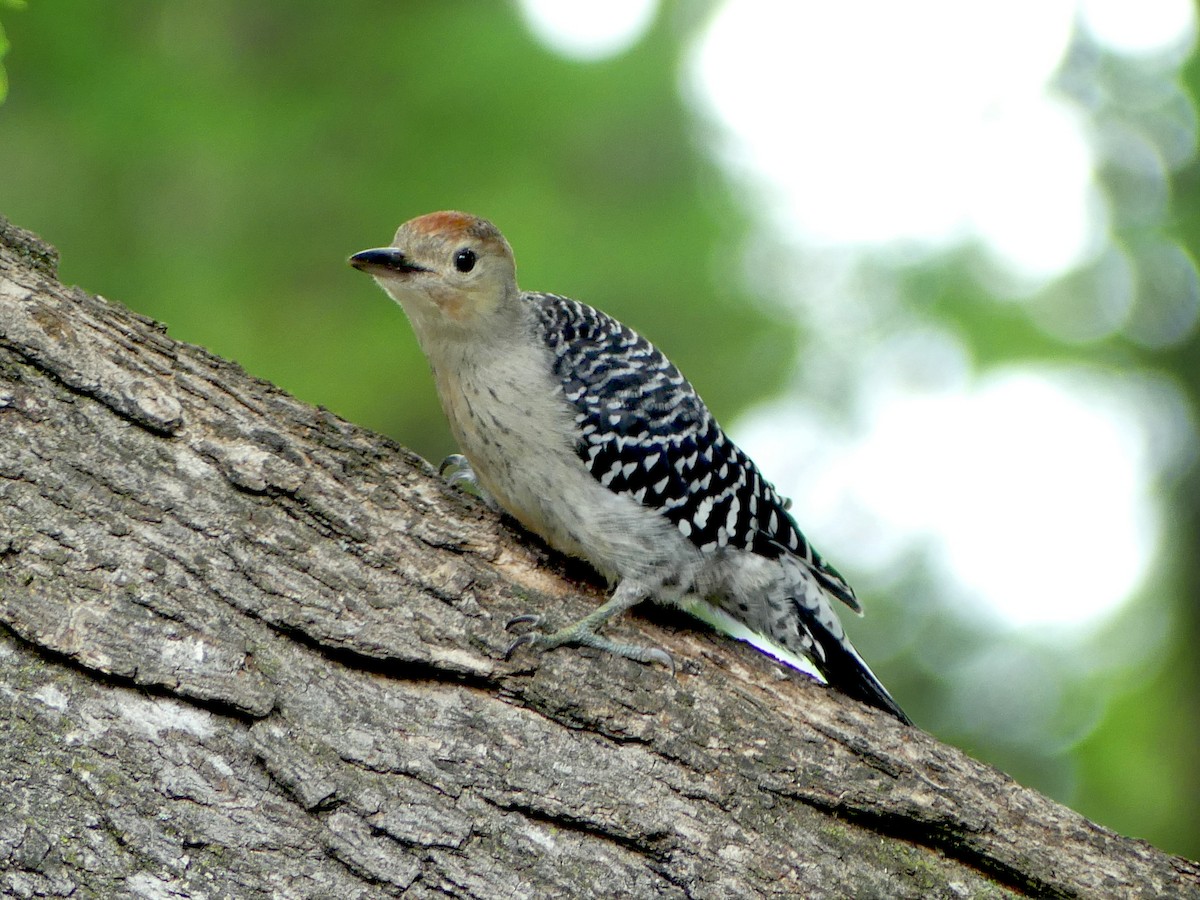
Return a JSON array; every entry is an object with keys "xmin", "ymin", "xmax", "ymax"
[
  {"xmin": 780, "ymin": 558, "xmax": 912, "ymax": 725},
  {"xmin": 811, "ymin": 624, "xmax": 912, "ymax": 725},
  {"xmin": 684, "ymin": 594, "xmax": 912, "ymax": 726}
]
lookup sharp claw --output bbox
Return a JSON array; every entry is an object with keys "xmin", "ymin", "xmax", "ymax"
[
  {"xmin": 438, "ymin": 454, "xmax": 499, "ymax": 509},
  {"xmin": 505, "ymin": 614, "xmax": 543, "ymax": 631},
  {"xmin": 439, "ymin": 453, "xmax": 468, "ymax": 476},
  {"xmin": 645, "ymin": 648, "xmax": 676, "ymax": 676},
  {"xmin": 504, "ymin": 632, "xmax": 540, "ymax": 660}
]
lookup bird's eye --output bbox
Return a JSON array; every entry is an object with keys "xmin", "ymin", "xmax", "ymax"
[{"xmin": 453, "ymin": 248, "xmax": 477, "ymax": 273}]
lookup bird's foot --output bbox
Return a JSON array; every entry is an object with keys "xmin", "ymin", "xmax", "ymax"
[
  {"xmin": 504, "ymin": 613, "xmax": 674, "ymax": 674},
  {"xmin": 439, "ymin": 454, "xmax": 497, "ymax": 508}
]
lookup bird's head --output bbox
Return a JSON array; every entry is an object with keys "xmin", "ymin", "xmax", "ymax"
[{"xmin": 349, "ymin": 211, "xmax": 519, "ymax": 334}]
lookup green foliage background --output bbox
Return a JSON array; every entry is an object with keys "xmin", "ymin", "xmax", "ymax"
[{"xmin": 1, "ymin": 1, "xmax": 1197, "ymax": 860}]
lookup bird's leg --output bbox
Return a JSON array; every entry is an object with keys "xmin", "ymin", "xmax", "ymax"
[
  {"xmin": 505, "ymin": 579, "xmax": 674, "ymax": 673},
  {"xmin": 439, "ymin": 454, "xmax": 498, "ymax": 509}
]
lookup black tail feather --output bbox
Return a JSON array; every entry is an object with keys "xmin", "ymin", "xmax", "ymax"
[{"xmin": 814, "ymin": 628, "xmax": 912, "ymax": 726}]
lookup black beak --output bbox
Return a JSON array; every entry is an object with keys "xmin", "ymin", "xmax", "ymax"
[{"xmin": 348, "ymin": 247, "xmax": 428, "ymax": 275}]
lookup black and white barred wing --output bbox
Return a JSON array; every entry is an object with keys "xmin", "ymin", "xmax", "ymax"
[{"xmin": 530, "ymin": 292, "xmax": 859, "ymax": 611}]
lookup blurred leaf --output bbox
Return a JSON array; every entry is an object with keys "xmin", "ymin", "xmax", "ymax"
[{"xmin": 0, "ymin": 0, "xmax": 27, "ymax": 106}]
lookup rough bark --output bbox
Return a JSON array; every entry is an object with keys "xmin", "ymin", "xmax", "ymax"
[{"xmin": 0, "ymin": 213, "xmax": 1196, "ymax": 900}]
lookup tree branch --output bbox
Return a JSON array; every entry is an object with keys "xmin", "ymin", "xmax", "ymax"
[{"xmin": 1, "ymin": 214, "xmax": 1196, "ymax": 898}]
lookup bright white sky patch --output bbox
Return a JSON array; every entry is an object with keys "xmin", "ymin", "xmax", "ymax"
[
  {"xmin": 849, "ymin": 372, "xmax": 1154, "ymax": 627},
  {"xmin": 516, "ymin": 0, "xmax": 658, "ymax": 62},
  {"xmin": 1079, "ymin": 0, "xmax": 1197, "ymax": 57},
  {"xmin": 687, "ymin": 1, "xmax": 1098, "ymax": 283},
  {"xmin": 968, "ymin": 99, "xmax": 1102, "ymax": 285},
  {"xmin": 738, "ymin": 366, "xmax": 1162, "ymax": 630}
]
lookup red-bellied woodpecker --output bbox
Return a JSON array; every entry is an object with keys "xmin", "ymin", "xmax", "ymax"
[{"xmin": 350, "ymin": 211, "xmax": 910, "ymax": 724}]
